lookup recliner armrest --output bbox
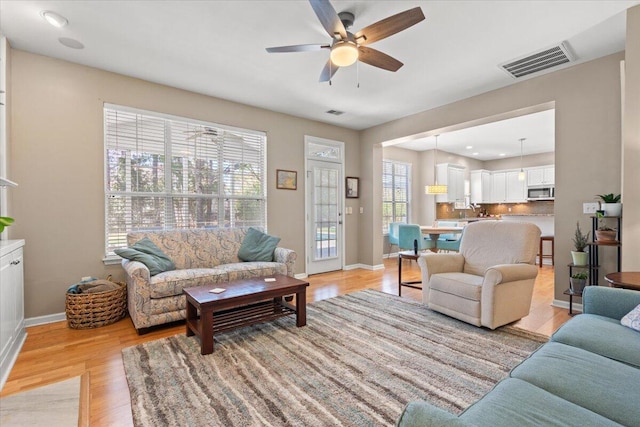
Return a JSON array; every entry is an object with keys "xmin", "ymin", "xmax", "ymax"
[
  {"xmin": 483, "ymin": 263, "xmax": 538, "ymax": 286},
  {"xmin": 418, "ymin": 253, "xmax": 465, "ymax": 280}
]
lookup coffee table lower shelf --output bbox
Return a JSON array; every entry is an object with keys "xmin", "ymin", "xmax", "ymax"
[{"xmin": 186, "ymin": 299, "xmax": 297, "ymax": 336}]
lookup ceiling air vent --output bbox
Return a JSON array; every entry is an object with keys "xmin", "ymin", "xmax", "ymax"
[
  {"xmin": 499, "ymin": 42, "xmax": 574, "ymax": 79},
  {"xmin": 326, "ymin": 109, "xmax": 345, "ymax": 116}
]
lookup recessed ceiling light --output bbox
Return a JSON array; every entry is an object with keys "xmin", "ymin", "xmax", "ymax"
[
  {"xmin": 59, "ymin": 37, "xmax": 84, "ymax": 49},
  {"xmin": 472, "ymin": 152, "xmax": 479, "ymax": 156},
  {"xmin": 40, "ymin": 11, "xmax": 68, "ymax": 28},
  {"xmin": 499, "ymin": 153, "xmax": 506, "ymax": 156},
  {"xmin": 465, "ymin": 145, "xmax": 473, "ymax": 149}
]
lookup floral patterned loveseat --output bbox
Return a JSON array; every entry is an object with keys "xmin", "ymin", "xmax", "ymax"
[{"xmin": 121, "ymin": 228, "xmax": 296, "ymax": 332}]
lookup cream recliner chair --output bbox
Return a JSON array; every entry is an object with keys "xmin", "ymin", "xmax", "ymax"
[{"xmin": 418, "ymin": 220, "xmax": 541, "ymax": 329}]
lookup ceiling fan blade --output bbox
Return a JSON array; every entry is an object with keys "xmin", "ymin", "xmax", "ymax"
[
  {"xmin": 319, "ymin": 59, "xmax": 339, "ymax": 82},
  {"xmin": 266, "ymin": 44, "xmax": 329, "ymax": 53},
  {"xmin": 358, "ymin": 46, "xmax": 403, "ymax": 72},
  {"xmin": 355, "ymin": 7, "xmax": 425, "ymax": 46},
  {"xmin": 309, "ymin": 0, "xmax": 347, "ymax": 40}
]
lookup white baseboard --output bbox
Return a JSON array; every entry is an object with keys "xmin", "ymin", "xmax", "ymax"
[
  {"xmin": 294, "ymin": 273, "xmax": 308, "ymax": 280},
  {"xmin": 552, "ymin": 298, "xmax": 582, "ymax": 314},
  {"xmin": 344, "ymin": 263, "xmax": 385, "ymax": 271},
  {"xmin": 383, "ymin": 252, "xmax": 399, "ymax": 259},
  {"xmin": 25, "ymin": 312, "xmax": 66, "ymax": 327}
]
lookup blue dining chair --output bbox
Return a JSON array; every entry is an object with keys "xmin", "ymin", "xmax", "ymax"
[
  {"xmin": 436, "ymin": 221, "xmax": 464, "ymax": 252},
  {"xmin": 398, "ymin": 224, "xmax": 434, "ymax": 253},
  {"xmin": 388, "ymin": 222, "xmax": 401, "ymax": 255}
]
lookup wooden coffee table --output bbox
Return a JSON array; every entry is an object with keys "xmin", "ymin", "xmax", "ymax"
[{"xmin": 184, "ymin": 274, "xmax": 309, "ymax": 355}]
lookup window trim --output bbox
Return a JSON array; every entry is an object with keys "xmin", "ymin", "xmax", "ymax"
[{"xmin": 103, "ymin": 103, "xmax": 267, "ymax": 261}]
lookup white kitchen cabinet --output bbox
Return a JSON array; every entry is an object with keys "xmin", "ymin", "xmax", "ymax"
[
  {"xmin": 470, "ymin": 170, "xmax": 492, "ymax": 204},
  {"xmin": 0, "ymin": 240, "xmax": 26, "ymax": 390},
  {"xmin": 491, "ymin": 171, "xmax": 506, "ymax": 203},
  {"xmin": 506, "ymin": 170, "xmax": 527, "ymax": 202},
  {"xmin": 435, "ymin": 163, "xmax": 465, "ymax": 203},
  {"xmin": 527, "ymin": 165, "xmax": 555, "ymax": 186}
]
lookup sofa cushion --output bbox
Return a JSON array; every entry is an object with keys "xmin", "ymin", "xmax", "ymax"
[
  {"xmin": 238, "ymin": 227, "xmax": 281, "ymax": 262},
  {"xmin": 148, "ymin": 268, "xmax": 228, "ymax": 298},
  {"xmin": 430, "ymin": 273, "xmax": 483, "ymax": 301},
  {"xmin": 621, "ymin": 303, "xmax": 640, "ymax": 332},
  {"xmin": 217, "ymin": 262, "xmax": 287, "ymax": 281},
  {"xmin": 511, "ymin": 341, "xmax": 640, "ymax": 426},
  {"xmin": 551, "ymin": 313, "xmax": 640, "ymax": 368},
  {"xmin": 460, "ymin": 378, "xmax": 622, "ymax": 427},
  {"xmin": 115, "ymin": 237, "xmax": 176, "ymax": 276}
]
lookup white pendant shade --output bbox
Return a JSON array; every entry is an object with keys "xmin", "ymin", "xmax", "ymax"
[{"xmin": 425, "ymin": 135, "xmax": 447, "ymax": 195}]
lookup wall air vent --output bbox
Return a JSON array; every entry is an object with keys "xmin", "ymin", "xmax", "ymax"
[
  {"xmin": 499, "ymin": 42, "xmax": 574, "ymax": 79},
  {"xmin": 326, "ymin": 109, "xmax": 345, "ymax": 116}
]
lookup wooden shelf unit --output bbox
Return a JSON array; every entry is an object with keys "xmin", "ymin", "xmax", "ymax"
[{"xmin": 588, "ymin": 216, "xmax": 621, "ymax": 286}]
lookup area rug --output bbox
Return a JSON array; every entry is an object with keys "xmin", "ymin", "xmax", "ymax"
[{"xmin": 122, "ymin": 289, "xmax": 547, "ymax": 426}]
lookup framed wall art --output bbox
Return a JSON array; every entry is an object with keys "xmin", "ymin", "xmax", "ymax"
[
  {"xmin": 346, "ymin": 176, "xmax": 359, "ymax": 198},
  {"xmin": 276, "ymin": 169, "xmax": 297, "ymax": 190}
]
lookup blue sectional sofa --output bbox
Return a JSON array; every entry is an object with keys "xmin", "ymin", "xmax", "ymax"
[{"xmin": 396, "ymin": 286, "xmax": 640, "ymax": 427}]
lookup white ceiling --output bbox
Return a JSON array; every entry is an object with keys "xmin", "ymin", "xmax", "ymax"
[
  {"xmin": 390, "ymin": 109, "xmax": 555, "ymax": 161},
  {"xmin": 0, "ymin": 0, "xmax": 637, "ymax": 137}
]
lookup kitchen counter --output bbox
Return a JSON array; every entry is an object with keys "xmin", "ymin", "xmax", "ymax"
[{"xmin": 502, "ymin": 215, "xmax": 554, "ymax": 235}]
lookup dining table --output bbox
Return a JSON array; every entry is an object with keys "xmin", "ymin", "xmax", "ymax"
[{"xmin": 420, "ymin": 225, "xmax": 464, "ymax": 252}]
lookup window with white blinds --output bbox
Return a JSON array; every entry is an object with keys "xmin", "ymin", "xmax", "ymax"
[
  {"xmin": 382, "ymin": 160, "xmax": 410, "ymax": 234},
  {"xmin": 104, "ymin": 104, "xmax": 267, "ymax": 256}
]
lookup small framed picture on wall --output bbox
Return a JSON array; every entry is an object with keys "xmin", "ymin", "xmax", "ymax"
[
  {"xmin": 276, "ymin": 169, "xmax": 297, "ymax": 190},
  {"xmin": 346, "ymin": 177, "xmax": 359, "ymax": 198}
]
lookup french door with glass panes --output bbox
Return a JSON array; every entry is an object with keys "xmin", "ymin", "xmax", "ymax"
[{"xmin": 305, "ymin": 137, "xmax": 344, "ymax": 275}]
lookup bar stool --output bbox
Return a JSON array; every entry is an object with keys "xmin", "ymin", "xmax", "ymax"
[{"xmin": 539, "ymin": 235, "xmax": 554, "ymax": 267}]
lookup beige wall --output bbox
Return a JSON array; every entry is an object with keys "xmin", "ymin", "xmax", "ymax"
[
  {"xmin": 622, "ymin": 5, "xmax": 640, "ymax": 269},
  {"xmin": 10, "ymin": 50, "xmax": 360, "ymax": 318},
  {"xmin": 361, "ymin": 51, "xmax": 631, "ymax": 303}
]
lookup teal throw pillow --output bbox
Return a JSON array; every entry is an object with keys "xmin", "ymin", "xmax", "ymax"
[
  {"xmin": 238, "ymin": 227, "xmax": 281, "ymax": 262},
  {"xmin": 115, "ymin": 237, "xmax": 176, "ymax": 276}
]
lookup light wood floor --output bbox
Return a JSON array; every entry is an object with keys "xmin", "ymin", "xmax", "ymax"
[{"xmin": 2, "ymin": 259, "xmax": 570, "ymax": 426}]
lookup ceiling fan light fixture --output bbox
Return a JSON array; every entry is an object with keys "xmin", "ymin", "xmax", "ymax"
[
  {"xmin": 330, "ymin": 41, "xmax": 359, "ymax": 67},
  {"xmin": 40, "ymin": 10, "xmax": 68, "ymax": 28}
]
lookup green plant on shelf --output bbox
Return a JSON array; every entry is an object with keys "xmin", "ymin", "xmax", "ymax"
[
  {"xmin": 572, "ymin": 221, "xmax": 589, "ymax": 252},
  {"xmin": 596, "ymin": 193, "xmax": 621, "ymax": 203},
  {"xmin": 571, "ymin": 271, "xmax": 588, "ymax": 280},
  {"xmin": 595, "ymin": 212, "xmax": 614, "ymax": 231}
]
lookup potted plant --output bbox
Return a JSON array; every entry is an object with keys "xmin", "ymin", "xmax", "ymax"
[
  {"xmin": 596, "ymin": 193, "xmax": 622, "ymax": 217},
  {"xmin": 0, "ymin": 216, "xmax": 14, "ymax": 233},
  {"xmin": 571, "ymin": 221, "xmax": 589, "ymax": 266},
  {"xmin": 595, "ymin": 212, "xmax": 617, "ymax": 242},
  {"xmin": 569, "ymin": 271, "xmax": 588, "ymax": 293}
]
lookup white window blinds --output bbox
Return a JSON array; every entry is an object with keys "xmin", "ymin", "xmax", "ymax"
[
  {"xmin": 382, "ymin": 160, "xmax": 410, "ymax": 234},
  {"xmin": 104, "ymin": 104, "xmax": 267, "ymax": 255}
]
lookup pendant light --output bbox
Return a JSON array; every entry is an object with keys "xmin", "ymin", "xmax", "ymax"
[
  {"xmin": 518, "ymin": 138, "xmax": 526, "ymax": 181},
  {"xmin": 425, "ymin": 135, "xmax": 448, "ymax": 194}
]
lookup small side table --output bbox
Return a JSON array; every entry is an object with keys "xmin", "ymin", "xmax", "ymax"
[
  {"xmin": 398, "ymin": 251, "xmax": 421, "ymax": 296},
  {"xmin": 604, "ymin": 272, "xmax": 640, "ymax": 291}
]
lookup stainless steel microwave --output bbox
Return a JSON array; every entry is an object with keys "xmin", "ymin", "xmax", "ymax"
[{"xmin": 527, "ymin": 186, "xmax": 554, "ymax": 200}]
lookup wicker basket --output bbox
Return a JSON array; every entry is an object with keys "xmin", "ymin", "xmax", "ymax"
[{"xmin": 65, "ymin": 280, "xmax": 127, "ymax": 329}]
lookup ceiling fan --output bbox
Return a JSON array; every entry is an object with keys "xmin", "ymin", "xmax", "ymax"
[{"xmin": 266, "ymin": 0, "xmax": 425, "ymax": 82}]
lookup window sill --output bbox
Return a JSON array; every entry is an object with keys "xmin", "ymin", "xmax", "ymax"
[{"xmin": 103, "ymin": 255, "xmax": 122, "ymax": 266}]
